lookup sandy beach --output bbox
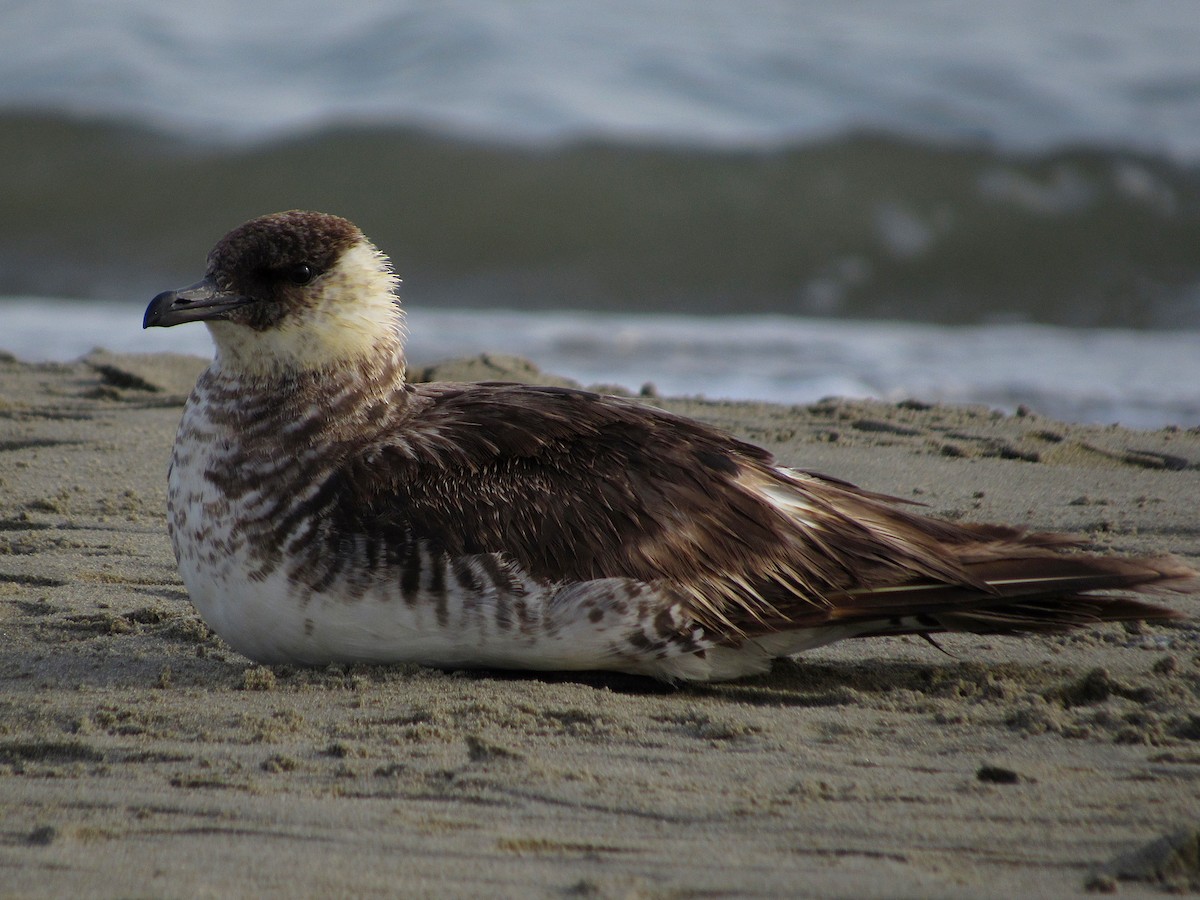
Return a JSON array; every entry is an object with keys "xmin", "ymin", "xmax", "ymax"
[{"xmin": 1, "ymin": 349, "xmax": 1197, "ymax": 898}]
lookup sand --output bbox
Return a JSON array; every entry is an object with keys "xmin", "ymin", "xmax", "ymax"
[{"xmin": 0, "ymin": 349, "xmax": 1197, "ymax": 898}]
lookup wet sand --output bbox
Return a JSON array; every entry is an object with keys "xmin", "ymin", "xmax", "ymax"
[{"xmin": 1, "ymin": 350, "xmax": 1197, "ymax": 897}]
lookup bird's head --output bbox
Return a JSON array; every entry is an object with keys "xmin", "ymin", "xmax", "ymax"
[{"xmin": 144, "ymin": 211, "xmax": 403, "ymax": 378}]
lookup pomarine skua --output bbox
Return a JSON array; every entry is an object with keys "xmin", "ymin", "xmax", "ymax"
[{"xmin": 143, "ymin": 210, "xmax": 1195, "ymax": 681}]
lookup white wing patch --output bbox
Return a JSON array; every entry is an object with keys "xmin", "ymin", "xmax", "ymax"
[{"xmin": 737, "ymin": 468, "xmax": 825, "ymax": 531}]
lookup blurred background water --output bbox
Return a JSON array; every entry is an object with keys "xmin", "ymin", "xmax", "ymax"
[{"xmin": 3, "ymin": 0, "xmax": 1198, "ymax": 425}]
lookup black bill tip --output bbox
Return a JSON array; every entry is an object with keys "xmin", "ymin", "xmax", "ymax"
[{"xmin": 143, "ymin": 278, "xmax": 251, "ymax": 329}]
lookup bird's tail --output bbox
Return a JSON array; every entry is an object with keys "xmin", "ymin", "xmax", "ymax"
[
  {"xmin": 732, "ymin": 467, "xmax": 1197, "ymax": 645},
  {"xmin": 828, "ymin": 551, "xmax": 1193, "ymax": 640}
]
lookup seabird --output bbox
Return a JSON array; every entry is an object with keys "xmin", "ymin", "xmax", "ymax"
[{"xmin": 143, "ymin": 210, "xmax": 1195, "ymax": 681}]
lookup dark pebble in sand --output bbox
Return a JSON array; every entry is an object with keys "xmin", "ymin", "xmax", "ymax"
[
  {"xmin": 976, "ymin": 764, "xmax": 1021, "ymax": 784},
  {"xmin": 27, "ymin": 825, "xmax": 57, "ymax": 846}
]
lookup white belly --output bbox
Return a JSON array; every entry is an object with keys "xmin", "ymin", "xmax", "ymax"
[{"xmin": 168, "ymin": 450, "xmax": 654, "ymax": 671}]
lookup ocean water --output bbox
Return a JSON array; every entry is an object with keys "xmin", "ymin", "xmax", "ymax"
[
  {"xmin": 6, "ymin": 1, "xmax": 1199, "ymax": 151},
  {"xmin": 5, "ymin": 298, "xmax": 1198, "ymax": 430},
  {"xmin": 2, "ymin": 1, "xmax": 1198, "ymax": 425}
]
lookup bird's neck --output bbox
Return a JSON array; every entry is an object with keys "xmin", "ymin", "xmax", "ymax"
[
  {"xmin": 210, "ymin": 333, "xmax": 407, "ymax": 389},
  {"xmin": 195, "ymin": 339, "xmax": 411, "ymax": 448},
  {"xmin": 206, "ymin": 315, "xmax": 407, "ymax": 383}
]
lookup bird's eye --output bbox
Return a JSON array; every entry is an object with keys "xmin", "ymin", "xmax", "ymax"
[{"xmin": 285, "ymin": 263, "xmax": 315, "ymax": 285}]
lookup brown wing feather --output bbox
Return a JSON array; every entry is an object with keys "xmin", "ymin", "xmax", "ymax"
[
  {"xmin": 345, "ymin": 382, "xmax": 1194, "ymax": 637},
  {"xmin": 350, "ymin": 383, "xmax": 791, "ymax": 587}
]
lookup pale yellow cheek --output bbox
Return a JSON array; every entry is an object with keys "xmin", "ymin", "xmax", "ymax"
[{"xmin": 207, "ymin": 241, "xmax": 402, "ymax": 378}]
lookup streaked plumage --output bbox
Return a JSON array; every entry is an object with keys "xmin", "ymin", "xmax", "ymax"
[{"xmin": 143, "ymin": 210, "xmax": 1196, "ymax": 681}]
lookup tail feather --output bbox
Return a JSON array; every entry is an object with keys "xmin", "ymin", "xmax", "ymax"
[
  {"xmin": 826, "ymin": 552, "xmax": 1192, "ymax": 639},
  {"xmin": 709, "ymin": 466, "xmax": 1197, "ymax": 652},
  {"xmin": 739, "ymin": 467, "xmax": 1196, "ymax": 643}
]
